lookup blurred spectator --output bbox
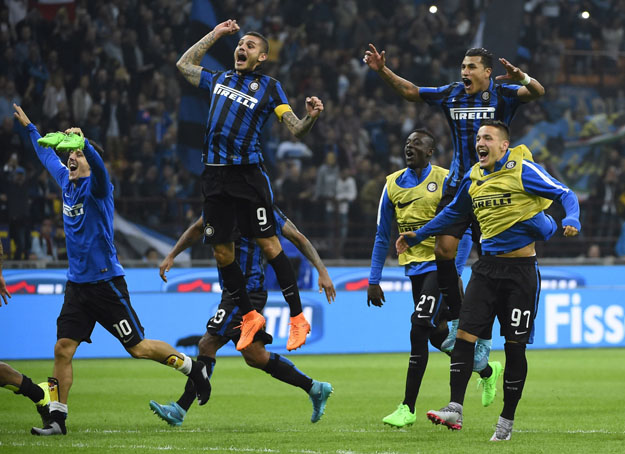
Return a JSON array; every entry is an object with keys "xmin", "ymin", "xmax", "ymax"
[
  {"xmin": 5, "ymin": 167, "xmax": 32, "ymax": 259},
  {"xmin": 314, "ymin": 151, "xmax": 339, "ymax": 232},
  {"xmin": 71, "ymin": 75, "xmax": 93, "ymax": 125},
  {"xmin": 0, "ymin": 79, "xmax": 21, "ymax": 121},
  {"xmin": 42, "ymin": 72, "xmax": 67, "ymax": 120},
  {"xmin": 335, "ymin": 167, "xmax": 357, "ymax": 258},
  {"xmin": 83, "ymin": 104, "xmax": 104, "ymax": 144},
  {"xmin": 29, "ymin": 217, "xmax": 57, "ymax": 261},
  {"xmin": 142, "ymin": 246, "xmax": 160, "ymax": 264},
  {"xmin": 596, "ymin": 166, "xmax": 621, "ymax": 239}
]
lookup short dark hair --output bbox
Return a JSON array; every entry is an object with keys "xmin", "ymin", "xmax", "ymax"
[
  {"xmin": 413, "ymin": 128, "xmax": 436, "ymax": 150},
  {"xmin": 244, "ymin": 31, "xmax": 269, "ymax": 54},
  {"xmin": 465, "ymin": 48, "xmax": 493, "ymax": 69},
  {"xmin": 480, "ymin": 120, "xmax": 510, "ymax": 140}
]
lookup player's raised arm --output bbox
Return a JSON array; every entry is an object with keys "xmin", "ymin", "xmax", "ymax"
[
  {"xmin": 281, "ymin": 218, "xmax": 335, "ymax": 303},
  {"xmin": 495, "ymin": 57, "xmax": 545, "ymax": 102},
  {"xmin": 176, "ymin": 19, "xmax": 240, "ymax": 87},
  {"xmin": 363, "ymin": 43, "xmax": 422, "ymax": 102},
  {"xmin": 159, "ymin": 217, "xmax": 205, "ymax": 282},
  {"xmin": 281, "ymin": 96, "xmax": 324, "ymax": 139}
]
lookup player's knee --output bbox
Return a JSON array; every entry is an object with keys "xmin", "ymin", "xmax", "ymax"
[
  {"xmin": 434, "ymin": 243, "xmax": 455, "ymax": 259},
  {"xmin": 434, "ymin": 235, "xmax": 460, "ymax": 259},
  {"xmin": 212, "ymin": 244, "xmax": 234, "ymax": 266},
  {"xmin": 54, "ymin": 338, "xmax": 78, "ymax": 361},
  {"xmin": 504, "ymin": 341, "xmax": 526, "ymax": 360},
  {"xmin": 126, "ymin": 340, "xmax": 151, "ymax": 359},
  {"xmin": 256, "ymin": 236, "xmax": 281, "ymax": 259},
  {"xmin": 198, "ymin": 334, "xmax": 221, "ymax": 357},
  {"xmin": 241, "ymin": 343, "xmax": 269, "ymax": 369}
]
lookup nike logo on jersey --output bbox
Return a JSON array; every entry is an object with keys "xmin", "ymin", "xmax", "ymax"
[
  {"xmin": 475, "ymin": 174, "xmax": 500, "ymax": 186},
  {"xmin": 396, "ymin": 197, "xmax": 423, "ymax": 209},
  {"xmin": 260, "ymin": 224, "xmax": 272, "ymax": 232}
]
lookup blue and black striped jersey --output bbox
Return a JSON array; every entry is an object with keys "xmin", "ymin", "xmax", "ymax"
[
  {"xmin": 198, "ymin": 69, "xmax": 291, "ymax": 165},
  {"xmin": 419, "ymin": 79, "xmax": 522, "ymax": 187}
]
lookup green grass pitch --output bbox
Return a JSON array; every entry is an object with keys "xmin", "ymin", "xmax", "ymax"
[{"xmin": 1, "ymin": 349, "xmax": 624, "ymax": 453}]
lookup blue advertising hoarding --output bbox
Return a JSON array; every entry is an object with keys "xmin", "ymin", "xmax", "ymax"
[{"xmin": 1, "ymin": 266, "xmax": 624, "ymax": 359}]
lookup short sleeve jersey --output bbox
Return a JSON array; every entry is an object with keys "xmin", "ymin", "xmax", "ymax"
[
  {"xmin": 419, "ymin": 79, "xmax": 522, "ymax": 187},
  {"xmin": 198, "ymin": 69, "xmax": 291, "ymax": 165}
]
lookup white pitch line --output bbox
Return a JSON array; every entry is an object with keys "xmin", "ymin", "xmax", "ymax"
[{"xmin": 0, "ymin": 442, "xmax": 407, "ymax": 454}]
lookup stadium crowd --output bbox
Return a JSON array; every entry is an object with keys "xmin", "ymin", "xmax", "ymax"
[{"xmin": 1, "ymin": 0, "xmax": 624, "ymax": 262}]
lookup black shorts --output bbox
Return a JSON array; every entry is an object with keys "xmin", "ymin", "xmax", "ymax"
[
  {"xmin": 458, "ymin": 256, "xmax": 541, "ymax": 344},
  {"xmin": 58, "ymin": 276, "xmax": 145, "ymax": 348},
  {"xmin": 206, "ymin": 290, "xmax": 273, "ymax": 345},
  {"xmin": 409, "ymin": 271, "xmax": 447, "ymax": 328},
  {"xmin": 201, "ymin": 164, "xmax": 275, "ymax": 244},
  {"xmin": 435, "ymin": 184, "xmax": 480, "ymax": 240}
]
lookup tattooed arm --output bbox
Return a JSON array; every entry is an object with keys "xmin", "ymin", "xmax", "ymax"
[
  {"xmin": 281, "ymin": 96, "xmax": 324, "ymax": 138},
  {"xmin": 176, "ymin": 19, "xmax": 240, "ymax": 87}
]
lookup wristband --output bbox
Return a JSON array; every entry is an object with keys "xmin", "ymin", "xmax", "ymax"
[{"xmin": 520, "ymin": 73, "xmax": 531, "ymax": 86}]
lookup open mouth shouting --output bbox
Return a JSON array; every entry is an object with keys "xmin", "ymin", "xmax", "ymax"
[
  {"xmin": 235, "ymin": 51, "xmax": 248, "ymax": 67},
  {"xmin": 477, "ymin": 147, "xmax": 489, "ymax": 165}
]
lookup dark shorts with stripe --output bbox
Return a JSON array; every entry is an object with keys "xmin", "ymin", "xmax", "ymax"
[
  {"xmin": 201, "ymin": 164, "xmax": 276, "ymax": 244},
  {"xmin": 58, "ymin": 276, "xmax": 144, "ymax": 348},
  {"xmin": 458, "ymin": 256, "xmax": 541, "ymax": 344},
  {"xmin": 205, "ymin": 290, "xmax": 273, "ymax": 345},
  {"xmin": 409, "ymin": 271, "xmax": 447, "ymax": 328},
  {"xmin": 436, "ymin": 184, "xmax": 480, "ymax": 240}
]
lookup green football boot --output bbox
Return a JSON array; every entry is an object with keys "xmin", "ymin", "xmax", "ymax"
[
  {"xmin": 382, "ymin": 403, "xmax": 416, "ymax": 428},
  {"xmin": 477, "ymin": 361, "xmax": 503, "ymax": 407},
  {"xmin": 56, "ymin": 133, "xmax": 85, "ymax": 151},
  {"xmin": 37, "ymin": 132, "xmax": 66, "ymax": 149}
]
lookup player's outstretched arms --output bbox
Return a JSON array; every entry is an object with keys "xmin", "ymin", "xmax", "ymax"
[
  {"xmin": 367, "ymin": 284, "xmax": 385, "ymax": 307},
  {"xmin": 281, "ymin": 96, "xmax": 323, "ymax": 138},
  {"xmin": 363, "ymin": 43, "xmax": 421, "ymax": 102},
  {"xmin": 177, "ymin": 19, "xmax": 240, "ymax": 87},
  {"xmin": 159, "ymin": 217, "xmax": 205, "ymax": 282},
  {"xmin": 495, "ymin": 57, "xmax": 545, "ymax": 101}
]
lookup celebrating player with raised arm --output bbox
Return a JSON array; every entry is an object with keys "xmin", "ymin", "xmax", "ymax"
[
  {"xmin": 14, "ymin": 104, "xmax": 212, "ymax": 436},
  {"xmin": 177, "ymin": 19, "xmax": 324, "ymax": 352},
  {"xmin": 364, "ymin": 44, "xmax": 545, "ymax": 344}
]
